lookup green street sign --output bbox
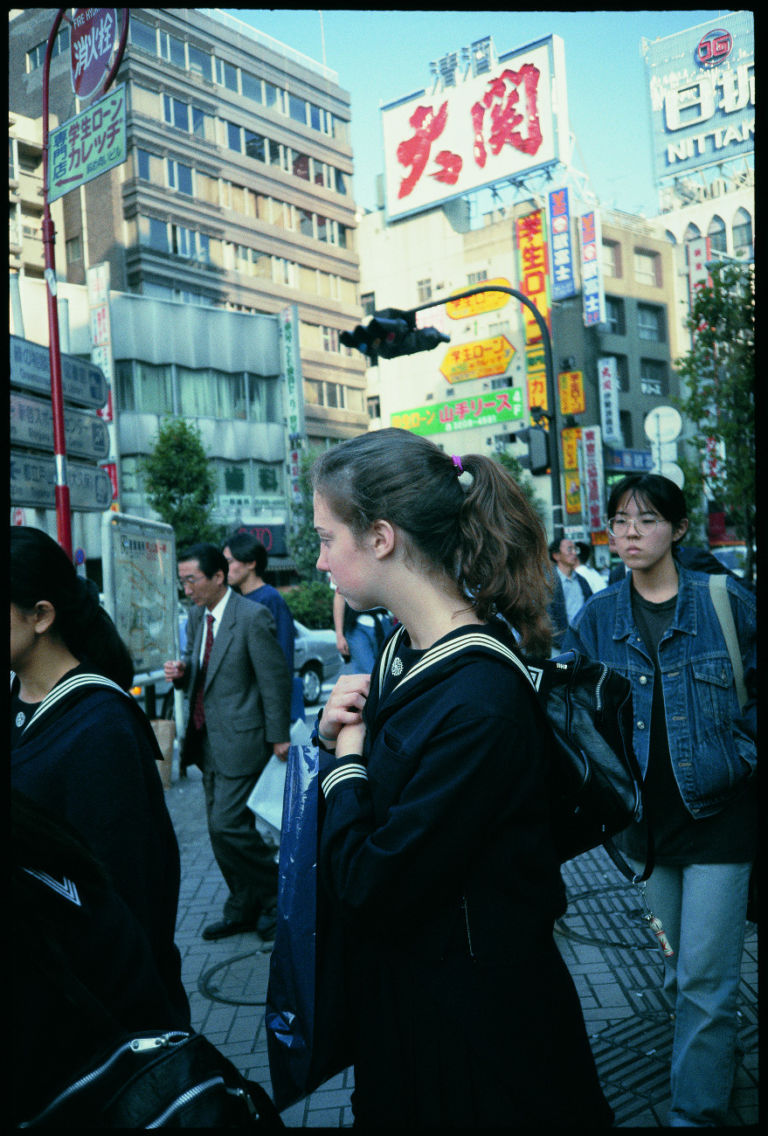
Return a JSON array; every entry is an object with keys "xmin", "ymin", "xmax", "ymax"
[
  {"xmin": 48, "ymin": 84, "xmax": 126, "ymax": 203},
  {"xmin": 391, "ymin": 386, "xmax": 524, "ymax": 437}
]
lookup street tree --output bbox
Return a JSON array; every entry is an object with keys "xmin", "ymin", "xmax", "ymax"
[
  {"xmin": 287, "ymin": 446, "xmax": 325, "ymax": 582},
  {"xmin": 674, "ymin": 260, "xmax": 755, "ymax": 581},
  {"xmin": 140, "ymin": 417, "xmax": 219, "ymax": 550}
]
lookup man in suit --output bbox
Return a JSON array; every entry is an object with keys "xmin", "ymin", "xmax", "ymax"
[
  {"xmin": 549, "ymin": 537, "xmax": 593, "ymax": 629},
  {"xmin": 164, "ymin": 543, "xmax": 291, "ymax": 941}
]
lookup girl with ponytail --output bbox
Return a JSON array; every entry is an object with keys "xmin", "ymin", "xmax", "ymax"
[{"xmin": 305, "ymin": 428, "xmax": 611, "ymax": 1127}]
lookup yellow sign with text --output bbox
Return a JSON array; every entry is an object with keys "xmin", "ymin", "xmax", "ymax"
[
  {"xmin": 446, "ymin": 278, "xmax": 511, "ymax": 319},
  {"xmin": 558, "ymin": 370, "xmax": 586, "ymax": 415},
  {"xmin": 440, "ymin": 336, "xmax": 515, "ymax": 384}
]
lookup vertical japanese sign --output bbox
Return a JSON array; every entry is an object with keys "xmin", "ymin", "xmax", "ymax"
[
  {"xmin": 381, "ymin": 35, "xmax": 568, "ymax": 220},
  {"xmin": 48, "ymin": 84, "xmax": 126, "ymax": 203},
  {"xmin": 580, "ymin": 210, "xmax": 606, "ymax": 327},
  {"xmin": 548, "ymin": 187, "xmax": 577, "ymax": 300},
  {"xmin": 580, "ymin": 425, "xmax": 606, "ymax": 533},
  {"xmin": 597, "ymin": 357, "xmax": 623, "ymax": 445},
  {"xmin": 561, "ymin": 426, "xmax": 583, "ymax": 515},
  {"xmin": 71, "ymin": 8, "xmax": 119, "ymax": 100},
  {"xmin": 515, "ymin": 209, "xmax": 551, "ymax": 417},
  {"xmin": 687, "ymin": 236, "xmax": 712, "ymax": 307},
  {"xmin": 87, "ymin": 262, "xmax": 119, "ymax": 508},
  {"xmin": 279, "ymin": 305, "xmax": 305, "ymax": 505},
  {"xmin": 558, "ymin": 370, "xmax": 586, "ymax": 415}
]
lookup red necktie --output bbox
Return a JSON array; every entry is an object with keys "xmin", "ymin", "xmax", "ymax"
[{"xmin": 192, "ymin": 613, "xmax": 215, "ymax": 731}]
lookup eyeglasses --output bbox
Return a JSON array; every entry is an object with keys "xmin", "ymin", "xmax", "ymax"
[
  {"xmin": 607, "ymin": 514, "xmax": 662, "ymax": 538},
  {"xmin": 179, "ymin": 574, "xmax": 206, "ymax": 585}
]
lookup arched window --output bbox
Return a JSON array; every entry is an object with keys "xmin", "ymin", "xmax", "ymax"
[
  {"xmin": 707, "ymin": 215, "xmax": 727, "ymax": 255},
  {"xmin": 732, "ymin": 208, "xmax": 753, "ymax": 259},
  {"xmin": 684, "ymin": 222, "xmax": 701, "ymax": 243}
]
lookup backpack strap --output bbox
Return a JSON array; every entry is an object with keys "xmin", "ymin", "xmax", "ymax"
[{"xmin": 709, "ymin": 574, "xmax": 747, "ymax": 712}]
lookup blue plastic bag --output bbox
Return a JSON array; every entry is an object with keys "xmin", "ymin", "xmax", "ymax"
[{"xmin": 265, "ymin": 742, "xmax": 352, "ymax": 1111}]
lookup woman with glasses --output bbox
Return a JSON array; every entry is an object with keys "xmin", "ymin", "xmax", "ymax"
[{"xmin": 564, "ymin": 473, "xmax": 756, "ymax": 1127}]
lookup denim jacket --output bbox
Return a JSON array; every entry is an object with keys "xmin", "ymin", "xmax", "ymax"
[{"xmin": 563, "ymin": 564, "xmax": 756, "ymax": 819}]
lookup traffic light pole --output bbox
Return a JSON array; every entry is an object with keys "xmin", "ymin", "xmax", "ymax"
[{"xmin": 407, "ymin": 285, "xmax": 564, "ymax": 539}]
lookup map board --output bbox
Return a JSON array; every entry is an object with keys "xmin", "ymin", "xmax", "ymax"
[{"xmin": 101, "ymin": 512, "xmax": 177, "ymax": 676}]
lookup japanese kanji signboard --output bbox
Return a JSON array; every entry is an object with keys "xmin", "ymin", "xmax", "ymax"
[
  {"xmin": 446, "ymin": 278, "xmax": 511, "ymax": 319},
  {"xmin": 440, "ymin": 335, "xmax": 515, "ymax": 383},
  {"xmin": 558, "ymin": 370, "xmax": 586, "ymax": 415},
  {"xmin": 381, "ymin": 35, "xmax": 568, "ymax": 220},
  {"xmin": 48, "ymin": 84, "xmax": 126, "ymax": 203},
  {"xmin": 71, "ymin": 8, "xmax": 121, "ymax": 100},
  {"xmin": 391, "ymin": 386, "xmax": 524, "ymax": 437}
]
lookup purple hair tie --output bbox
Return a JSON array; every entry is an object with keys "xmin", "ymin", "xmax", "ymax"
[{"xmin": 451, "ymin": 455, "xmax": 463, "ymax": 474}]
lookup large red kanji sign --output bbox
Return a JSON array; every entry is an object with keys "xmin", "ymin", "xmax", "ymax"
[
  {"xmin": 71, "ymin": 8, "xmax": 120, "ymax": 100},
  {"xmin": 381, "ymin": 35, "xmax": 567, "ymax": 220}
]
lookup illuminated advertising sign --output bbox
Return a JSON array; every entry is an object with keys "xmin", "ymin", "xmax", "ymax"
[
  {"xmin": 580, "ymin": 425, "xmax": 605, "ymax": 533},
  {"xmin": 391, "ymin": 386, "xmax": 524, "ymax": 436},
  {"xmin": 446, "ymin": 277, "xmax": 511, "ymax": 319},
  {"xmin": 558, "ymin": 370, "xmax": 586, "ymax": 415},
  {"xmin": 643, "ymin": 10, "xmax": 754, "ymax": 185},
  {"xmin": 381, "ymin": 35, "xmax": 569, "ymax": 221},
  {"xmin": 548, "ymin": 187, "xmax": 577, "ymax": 300},
  {"xmin": 580, "ymin": 211, "xmax": 605, "ymax": 328},
  {"xmin": 516, "ymin": 209, "xmax": 551, "ymax": 417},
  {"xmin": 687, "ymin": 236, "xmax": 712, "ymax": 305}
]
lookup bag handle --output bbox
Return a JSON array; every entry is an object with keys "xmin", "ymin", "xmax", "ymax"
[{"xmin": 709, "ymin": 574, "xmax": 747, "ymax": 711}]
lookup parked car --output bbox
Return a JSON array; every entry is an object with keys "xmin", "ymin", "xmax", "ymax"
[{"xmin": 294, "ymin": 620, "xmax": 344, "ymax": 705}]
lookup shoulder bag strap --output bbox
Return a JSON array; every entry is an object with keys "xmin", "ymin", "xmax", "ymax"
[{"xmin": 709, "ymin": 574, "xmax": 747, "ymax": 711}]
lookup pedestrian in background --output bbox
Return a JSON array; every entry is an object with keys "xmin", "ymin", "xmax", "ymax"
[
  {"xmin": 164, "ymin": 543, "xmax": 291, "ymax": 942},
  {"xmin": 332, "ymin": 589, "xmax": 393, "ymax": 675},
  {"xmin": 575, "ymin": 540, "xmax": 607, "ymax": 592},
  {"xmin": 549, "ymin": 536, "xmax": 593, "ymax": 621},
  {"xmin": 223, "ymin": 531, "xmax": 304, "ymax": 721},
  {"xmin": 11, "ymin": 526, "xmax": 189, "ymax": 1024},
  {"xmin": 310, "ymin": 428, "xmax": 613, "ymax": 1127},
  {"xmin": 564, "ymin": 473, "xmax": 756, "ymax": 1127}
]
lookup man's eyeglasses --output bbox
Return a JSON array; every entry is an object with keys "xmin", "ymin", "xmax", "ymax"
[
  {"xmin": 179, "ymin": 574, "xmax": 206, "ymax": 585},
  {"xmin": 607, "ymin": 515, "xmax": 662, "ymax": 538}
]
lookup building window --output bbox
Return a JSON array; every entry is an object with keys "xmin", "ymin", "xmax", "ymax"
[
  {"xmin": 65, "ymin": 235, "xmax": 82, "ymax": 266},
  {"xmin": 128, "ymin": 18, "xmax": 156, "ymax": 56},
  {"xmin": 114, "ymin": 360, "xmax": 173, "ymax": 413},
  {"xmin": 289, "ymin": 94, "xmax": 307, "ymax": 125},
  {"xmin": 732, "ymin": 208, "xmax": 753, "ymax": 259},
  {"xmin": 367, "ymin": 395, "xmax": 381, "ymax": 419},
  {"xmin": 27, "ymin": 24, "xmax": 70, "ymax": 71},
  {"xmin": 159, "ymin": 31, "xmax": 185, "ymax": 68},
  {"xmin": 241, "ymin": 71, "xmax": 262, "ymax": 102},
  {"xmin": 634, "ymin": 249, "xmax": 661, "ymax": 287},
  {"xmin": 619, "ymin": 410, "xmax": 633, "ymax": 448},
  {"xmin": 640, "ymin": 358, "xmax": 669, "ymax": 397},
  {"xmin": 167, "ymin": 159, "xmax": 193, "ymax": 195},
  {"xmin": 188, "ymin": 44, "xmax": 212, "ymax": 81},
  {"xmin": 214, "ymin": 57, "xmax": 239, "ymax": 92},
  {"xmin": 361, "ymin": 292, "xmax": 376, "ymax": 317},
  {"xmin": 468, "ymin": 269, "xmax": 488, "ymax": 285},
  {"xmin": 417, "ymin": 278, "xmax": 432, "ymax": 302},
  {"xmin": 707, "ymin": 215, "xmax": 727, "ymax": 255},
  {"xmin": 602, "ymin": 240, "xmax": 622, "ymax": 278},
  {"xmin": 636, "ymin": 303, "xmax": 665, "ymax": 343},
  {"xmin": 604, "ymin": 296, "xmax": 625, "ymax": 336}
]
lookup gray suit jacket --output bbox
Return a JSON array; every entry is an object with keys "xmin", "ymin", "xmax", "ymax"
[{"xmin": 181, "ymin": 589, "xmax": 291, "ymax": 776}]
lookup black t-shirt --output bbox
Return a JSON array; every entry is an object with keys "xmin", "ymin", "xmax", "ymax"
[{"xmin": 614, "ymin": 585, "xmax": 757, "ymax": 865}]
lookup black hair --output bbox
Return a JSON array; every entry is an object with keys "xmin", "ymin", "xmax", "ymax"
[
  {"xmin": 10, "ymin": 527, "xmax": 134, "ymax": 690},
  {"xmin": 607, "ymin": 474, "xmax": 688, "ymax": 544},
  {"xmin": 178, "ymin": 542, "xmax": 228, "ymax": 580},
  {"xmin": 548, "ymin": 537, "xmax": 569, "ymax": 561},
  {"xmin": 224, "ymin": 532, "xmax": 268, "ymax": 576},
  {"xmin": 312, "ymin": 428, "xmax": 553, "ymax": 657}
]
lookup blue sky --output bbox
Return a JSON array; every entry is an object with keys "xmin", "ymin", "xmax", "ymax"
[{"xmin": 223, "ymin": 9, "xmax": 730, "ymax": 217}]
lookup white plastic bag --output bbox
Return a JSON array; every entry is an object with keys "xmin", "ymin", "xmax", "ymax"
[{"xmin": 247, "ymin": 755, "xmax": 287, "ymax": 849}]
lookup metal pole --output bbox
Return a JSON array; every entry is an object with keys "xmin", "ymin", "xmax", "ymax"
[
  {"xmin": 42, "ymin": 8, "xmax": 72, "ymax": 558},
  {"xmin": 408, "ymin": 284, "xmax": 564, "ymax": 538}
]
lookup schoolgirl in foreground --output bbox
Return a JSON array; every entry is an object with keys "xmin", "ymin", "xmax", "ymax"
[
  {"xmin": 312, "ymin": 428, "xmax": 612, "ymax": 1128},
  {"xmin": 565, "ymin": 473, "xmax": 756, "ymax": 1127}
]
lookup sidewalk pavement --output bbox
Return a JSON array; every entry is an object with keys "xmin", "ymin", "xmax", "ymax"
[{"xmin": 164, "ymin": 753, "xmax": 758, "ymax": 1129}]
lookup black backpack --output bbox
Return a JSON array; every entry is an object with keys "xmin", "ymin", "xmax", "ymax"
[{"xmin": 377, "ymin": 627, "xmax": 652, "ymax": 882}]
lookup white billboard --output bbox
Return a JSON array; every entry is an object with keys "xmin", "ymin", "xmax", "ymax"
[{"xmin": 381, "ymin": 35, "xmax": 568, "ymax": 221}]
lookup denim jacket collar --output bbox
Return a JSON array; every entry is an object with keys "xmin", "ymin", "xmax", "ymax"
[{"xmin": 612, "ymin": 563, "xmax": 698, "ymax": 642}]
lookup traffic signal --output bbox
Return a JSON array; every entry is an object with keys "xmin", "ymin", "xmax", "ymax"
[
  {"xmin": 340, "ymin": 308, "xmax": 450, "ymax": 364},
  {"xmin": 514, "ymin": 426, "xmax": 550, "ymax": 475}
]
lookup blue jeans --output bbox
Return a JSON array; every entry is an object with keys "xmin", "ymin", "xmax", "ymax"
[
  {"xmin": 632, "ymin": 860, "xmax": 752, "ymax": 1126},
  {"xmin": 342, "ymin": 618, "xmax": 393, "ymax": 676}
]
